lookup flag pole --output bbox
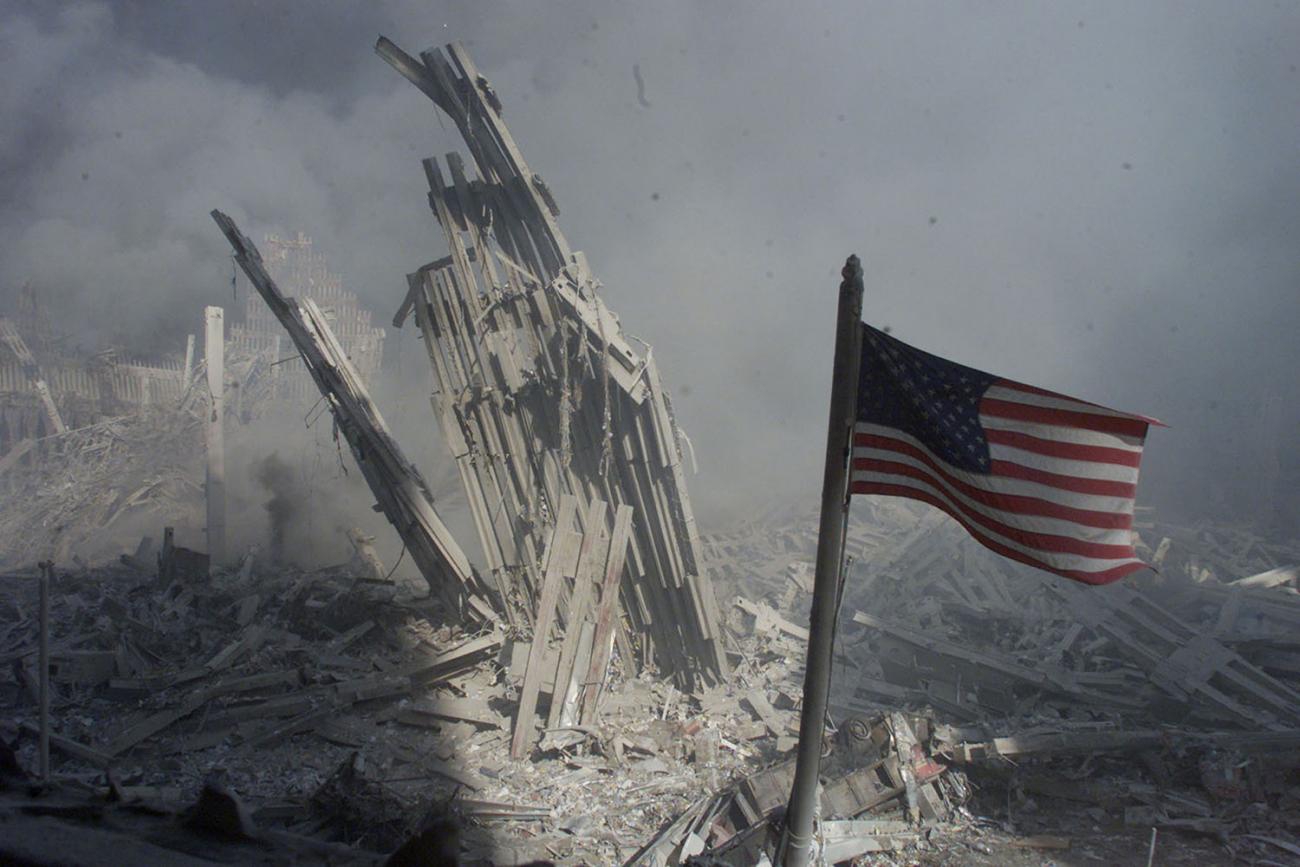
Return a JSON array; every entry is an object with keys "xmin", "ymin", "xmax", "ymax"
[{"xmin": 778, "ymin": 255, "xmax": 865, "ymax": 866}]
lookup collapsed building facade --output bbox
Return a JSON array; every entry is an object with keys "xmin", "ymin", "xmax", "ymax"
[
  {"xmin": 377, "ymin": 38, "xmax": 728, "ymax": 691},
  {"xmin": 0, "ymin": 286, "xmax": 200, "ymax": 567},
  {"xmin": 0, "ymin": 285, "xmax": 189, "ymax": 450},
  {"xmin": 209, "ymin": 36, "xmax": 731, "ymax": 767}
]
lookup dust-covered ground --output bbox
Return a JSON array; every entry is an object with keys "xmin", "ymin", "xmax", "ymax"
[{"xmin": 2, "ymin": 497, "xmax": 1298, "ymax": 865}]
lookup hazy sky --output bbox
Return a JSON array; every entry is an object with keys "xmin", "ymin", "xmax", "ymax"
[{"xmin": 2, "ymin": 1, "xmax": 1296, "ymax": 530}]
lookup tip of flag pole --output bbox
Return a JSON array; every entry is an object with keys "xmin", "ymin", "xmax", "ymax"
[
  {"xmin": 842, "ymin": 254, "xmax": 860, "ymax": 279},
  {"xmin": 841, "ymin": 255, "xmax": 863, "ymax": 289}
]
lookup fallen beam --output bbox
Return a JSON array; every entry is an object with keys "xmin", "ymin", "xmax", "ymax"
[
  {"xmin": 1047, "ymin": 579, "xmax": 1300, "ymax": 728},
  {"xmin": 941, "ymin": 724, "xmax": 1300, "ymax": 763}
]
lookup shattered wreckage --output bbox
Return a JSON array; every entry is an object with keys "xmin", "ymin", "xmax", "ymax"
[{"xmin": 1, "ymin": 36, "xmax": 1299, "ymax": 867}]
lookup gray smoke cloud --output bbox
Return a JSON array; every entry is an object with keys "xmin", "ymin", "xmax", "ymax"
[{"xmin": 1, "ymin": 0, "xmax": 1296, "ymax": 532}]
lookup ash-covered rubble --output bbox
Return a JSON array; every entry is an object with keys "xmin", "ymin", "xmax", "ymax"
[
  {"xmin": 0, "ymin": 532, "xmax": 932, "ymax": 865},
  {"xmin": 0, "ymin": 297, "xmax": 308, "ymax": 574},
  {"xmin": 3, "ymin": 496, "xmax": 1299, "ymax": 865},
  {"xmin": 0, "ymin": 402, "xmax": 205, "ymax": 570},
  {"xmin": 669, "ymin": 498, "xmax": 1300, "ymax": 865}
]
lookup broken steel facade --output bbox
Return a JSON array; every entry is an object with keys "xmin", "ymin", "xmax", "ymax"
[
  {"xmin": 0, "ymin": 286, "xmax": 191, "ymax": 454},
  {"xmin": 377, "ymin": 38, "xmax": 727, "ymax": 686}
]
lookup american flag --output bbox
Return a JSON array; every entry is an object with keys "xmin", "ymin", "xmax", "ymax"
[{"xmin": 851, "ymin": 324, "xmax": 1161, "ymax": 585}]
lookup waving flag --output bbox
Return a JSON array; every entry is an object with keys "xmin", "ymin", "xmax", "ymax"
[{"xmin": 851, "ymin": 324, "xmax": 1161, "ymax": 584}]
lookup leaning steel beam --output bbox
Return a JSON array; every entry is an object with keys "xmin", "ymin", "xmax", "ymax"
[
  {"xmin": 211, "ymin": 210, "xmax": 498, "ymax": 624},
  {"xmin": 851, "ymin": 610, "xmax": 1147, "ymax": 711},
  {"xmin": 377, "ymin": 37, "xmax": 727, "ymax": 686}
]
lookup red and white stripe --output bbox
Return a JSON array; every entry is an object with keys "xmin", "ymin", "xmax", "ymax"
[{"xmin": 850, "ymin": 380, "xmax": 1160, "ymax": 585}]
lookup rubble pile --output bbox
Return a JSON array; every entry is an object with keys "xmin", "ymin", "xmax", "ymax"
[
  {"xmin": 665, "ymin": 499, "xmax": 1300, "ymax": 863},
  {"xmin": 699, "ymin": 496, "xmax": 1300, "ymax": 731},
  {"xmin": 0, "ymin": 497, "xmax": 1292, "ymax": 865},
  {"xmin": 0, "ymin": 539, "xmax": 970, "ymax": 865},
  {"xmin": 0, "ymin": 550, "xmax": 490, "ymax": 858},
  {"xmin": 833, "ymin": 502, "xmax": 1300, "ymax": 731},
  {"xmin": 0, "ymin": 543, "xmax": 916, "ymax": 864},
  {"xmin": 0, "ymin": 406, "xmax": 204, "ymax": 568}
]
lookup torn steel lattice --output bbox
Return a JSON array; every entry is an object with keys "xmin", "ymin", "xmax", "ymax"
[{"xmin": 377, "ymin": 38, "xmax": 727, "ymax": 687}]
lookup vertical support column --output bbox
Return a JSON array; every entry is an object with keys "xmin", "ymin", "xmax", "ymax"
[
  {"xmin": 204, "ymin": 307, "xmax": 226, "ymax": 568},
  {"xmin": 160, "ymin": 526, "xmax": 176, "ymax": 586},
  {"xmin": 580, "ymin": 504, "xmax": 636, "ymax": 723},
  {"xmin": 38, "ymin": 561, "xmax": 50, "ymax": 781},
  {"xmin": 270, "ymin": 334, "xmax": 282, "ymax": 400},
  {"xmin": 182, "ymin": 334, "xmax": 196, "ymax": 390},
  {"xmin": 511, "ymin": 495, "xmax": 580, "ymax": 759}
]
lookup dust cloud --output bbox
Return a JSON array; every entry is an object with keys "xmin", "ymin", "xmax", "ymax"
[{"xmin": 1, "ymin": 1, "xmax": 1296, "ymax": 535}]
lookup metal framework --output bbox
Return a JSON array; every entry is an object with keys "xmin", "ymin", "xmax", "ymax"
[{"xmin": 378, "ymin": 38, "xmax": 727, "ymax": 686}]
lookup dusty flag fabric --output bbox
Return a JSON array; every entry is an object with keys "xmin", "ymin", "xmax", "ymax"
[{"xmin": 851, "ymin": 324, "xmax": 1161, "ymax": 585}]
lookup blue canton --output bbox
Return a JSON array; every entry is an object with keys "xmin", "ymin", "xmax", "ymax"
[{"xmin": 857, "ymin": 324, "xmax": 997, "ymax": 473}]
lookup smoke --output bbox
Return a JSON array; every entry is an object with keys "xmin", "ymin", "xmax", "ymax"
[
  {"xmin": 254, "ymin": 452, "xmax": 298, "ymax": 563},
  {"xmin": 224, "ymin": 379, "xmax": 472, "ymax": 577},
  {"xmin": 1, "ymin": 1, "xmax": 1296, "ymax": 533}
]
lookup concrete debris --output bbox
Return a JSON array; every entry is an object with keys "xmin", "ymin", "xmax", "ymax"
[
  {"xmin": 662, "ymin": 498, "xmax": 1300, "ymax": 865},
  {"xmin": 0, "ymin": 409, "xmax": 204, "ymax": 569},
  {"xmin": 2, "ymin": 474, "xmax": 1297, "ymax": 867}
]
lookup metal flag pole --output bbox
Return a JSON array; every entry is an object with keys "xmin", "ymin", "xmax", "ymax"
[
  {"xmin": 38, "ymin": 560, "xmax": 51, "ymax": 781},
  {"xmin": 778, "ymin": 255, "xmax": 865, "ymax": 866}
]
